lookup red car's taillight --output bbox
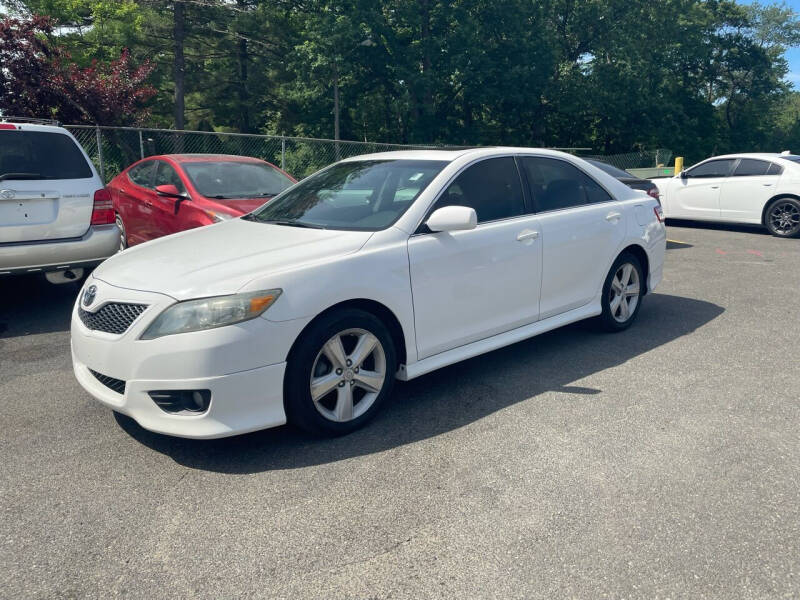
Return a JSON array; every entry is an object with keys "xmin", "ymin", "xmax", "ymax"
[
  {"xmin": 654, "ymin": 206, "xmax": 665, "ymax": 223},
  {"xmin": 91, "ymin": 189, "xmax": 115, "ymax": 225}
]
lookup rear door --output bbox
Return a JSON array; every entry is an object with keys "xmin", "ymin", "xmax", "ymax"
[
  {"xmin": 719, "ymin": 159, "xmax": 782, "ymax": 222},
  {"xmin": 0, "ymin": 129, "xmax": 98, "ymax": 243},
  {"xmin": 518, "ymin": 156, "xmax": 626, "ymax": 319},
  {"xmin": 119, "ymin": 160, "xmax": 156, "ymax": 245},
  {"xmin": 669, "ymin": 159, "xmax": 735, "ymax": 220}
]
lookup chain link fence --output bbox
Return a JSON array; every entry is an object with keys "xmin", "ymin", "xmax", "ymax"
[{"xmin": 65, "ymin": 125, "xmax": 671, "ymax": 183}]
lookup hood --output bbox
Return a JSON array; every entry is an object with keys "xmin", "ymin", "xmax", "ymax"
[{"xmin": 93, "ymin": 219, "xmax": 373, "ymax": 299}]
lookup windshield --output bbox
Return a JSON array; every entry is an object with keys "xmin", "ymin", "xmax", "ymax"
[
  {"xmin": 587, "ymin": 159, "xmax": 635, "ymax": 179},
  {"xmin": 248, "ymin": 159, "xmax": 449, "ymax": 231},
  {"xmin": 183, "ymin": 160, "xmax": 294, "ymax": 199},
  {"xmin": 0, "ymin": 130, "xmax": 92, "ymax": 180}
]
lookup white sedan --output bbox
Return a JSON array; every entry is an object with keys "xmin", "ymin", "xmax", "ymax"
[
  {"xmin": 654, "ymin": 153, "xmax": 800, "ymax": 238},
  {"xmin": 71, "ymin": 148, "xmax": 666, "ymax": 439}
]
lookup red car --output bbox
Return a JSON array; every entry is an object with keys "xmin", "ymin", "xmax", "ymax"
[{"xmin": 108, "ymin": 154, "xmax": 296, "ymax": 249}]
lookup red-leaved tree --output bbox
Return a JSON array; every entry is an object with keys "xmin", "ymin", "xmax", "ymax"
[{"xmin": 0, "ymin": 16, "xmax": 156, "ymax": 125}]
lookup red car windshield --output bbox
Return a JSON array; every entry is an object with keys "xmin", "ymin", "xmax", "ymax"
[{"xmin": 182, "ymin": 161, "xmax": 294, "ymax": 199}]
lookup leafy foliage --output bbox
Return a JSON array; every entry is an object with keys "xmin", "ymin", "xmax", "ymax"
[
  {"xmin": 0, "ymin": 15, "xmax": 155, "ymax": 124},
  {"xmin": 3, "ymin": 1, "xmax": 800, "ymax": 160}
]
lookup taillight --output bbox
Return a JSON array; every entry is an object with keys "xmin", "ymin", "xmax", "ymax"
[
  {"xmin": 647, "ymin": 187, "xmax": 660, "ymax": 200},
  {"xmin": 654, "ymin": 206, "xmax": 664, "ymax": 223},
  {"xmin": 91, "ymin": 189, "xmax": 115, "ymax": 225},
  {"xmin": 0, "ymin": 123, "xmax": 17, "ymax": 130}
]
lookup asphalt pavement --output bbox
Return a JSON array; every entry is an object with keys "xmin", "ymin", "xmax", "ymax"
[{"xmin": 1, "ymin": 221, "xmax": 798, "ymax": 599}]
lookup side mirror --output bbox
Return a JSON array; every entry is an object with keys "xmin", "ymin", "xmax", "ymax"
[
  {"xmin": 680, "ymin": 170, "xmax": 688, "ymax": 179},
  {"xmin": 155, "ymin": 184, "xmax": 185, "ymax": 198},
  {"xmin": 426, "ymin": 205, "xmax": 477, "ymax": 232}
]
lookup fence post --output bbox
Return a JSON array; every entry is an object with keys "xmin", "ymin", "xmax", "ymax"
[
  {"xmin": 138, "ymin": 130, "xmax": 145, "ymax": 160},
  {"xmin": 95, "ymin": 126, "xmax": 105, "ymax": 183},
  {"xmin": 281, "ymin": 136, "xmax": 286, "ymax": 171}
]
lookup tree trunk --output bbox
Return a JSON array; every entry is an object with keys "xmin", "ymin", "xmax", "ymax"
[
  {"xmin": 237, "ymin": 36, "xmax": 250, "ymax": 133},
  {"xmin": 173, "ymin": 1, "xmax": 186, "ymax": 131}
]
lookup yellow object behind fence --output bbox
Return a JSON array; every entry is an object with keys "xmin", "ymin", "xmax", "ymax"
[{"xmin": 674, "ymin": 156, "xmax": 684, "ymax": 175}]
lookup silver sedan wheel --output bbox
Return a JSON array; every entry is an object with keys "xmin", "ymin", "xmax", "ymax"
[
  {"xmin": 309, "ymin": 328, "xmax": 387, "ymax": 423},
  {"xmin": 609, "ymin": 263, "xmax": 640, "ymax": 323}
]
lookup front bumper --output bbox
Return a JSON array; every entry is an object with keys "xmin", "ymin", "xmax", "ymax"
[
  {"xmin": 0, "ymin": 224, "xmax": 119, "ymax": 274},
  {"xmin": 70, "ymin": 277, "xmax": 308, "ymax": 439},
  {"xmin": 72, "ymin": 347, "xmax": 287, "ymax": 439}
]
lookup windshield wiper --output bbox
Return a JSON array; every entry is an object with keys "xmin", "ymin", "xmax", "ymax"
[
  {"xmin": 259, "ymin": 192, "xmax": 278, "ymax": 198},
  {"xmin": 262, "ymin": 219, "xmax": 324, "ymax": 229},
  {"xmin": 0, "ymin": 172, "xmax": 43, "ymax": 181},
  {"xmin": 210, "ymin": 194, "xmax": 234, "ymax": 199}
]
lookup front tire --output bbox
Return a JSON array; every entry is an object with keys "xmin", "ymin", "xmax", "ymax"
[
  {"xmin": 284, "ymin": 309, "xmax": 397, "ymax": 436},
  {"xmin": 596, "ymin": 252, "xmax": 645, "ymax": 332},
  {"xmin": 764, "ymin": 198, "xmax": 800, "ymax": 238},
  {"xmin": 115, "ymin": 213, "xmax": 128, "ymax": 251}
]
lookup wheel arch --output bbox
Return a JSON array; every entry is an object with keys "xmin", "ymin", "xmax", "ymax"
[
  {"xmin": 286, "ymin": 298, "xmax": 408, "ymax": 369},
  {"xmin": 761, "ymin": 193, "xmax": 800, "ymax": 226},
  {"xmin": 619, "ymin": 243, "xmax": 650, "ymax": 294}
]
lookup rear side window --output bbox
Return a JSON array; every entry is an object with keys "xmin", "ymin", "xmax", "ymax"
[
  {"xmin": 687, "ymin": 159, "xmax": 735, "ymax": 178},
  {"xmin": 520, "ymin": 156, "xmax": 611, "ymax": 211},
  {"xmin": 434, "ymin": 157, "xmax": 525, "ymax": 223},
  {"xmin": 0, "ymin": 130, "xmax": 92, "ymax": 180},
  {"xmin": 733, "ymin": 159, "xmax": 770, "ymax": 177},
  {"xmin": 766, "ymin": 163, "xmax": 783, "ymax": 175}
]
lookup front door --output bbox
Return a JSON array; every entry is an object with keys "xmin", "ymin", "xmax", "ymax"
[
  {"xmin": 408, "ymin": 157, "xmax": 543, "ymax": 359},
  {"xmin": 150, "ymin": 160, "xmax": 189, "ymax": 240},
  {"xmin": 670, "ymin": 158, "xmax": 736, "ymax": 221}
]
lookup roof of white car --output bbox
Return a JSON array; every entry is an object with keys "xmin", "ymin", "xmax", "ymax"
[
  {"xmin": 0, "ymin": 120, "xmax": 72, "ymax": 135},
  {"xmin": 341, "ymin": 146, "xmax": 584, "ymax": 162}
]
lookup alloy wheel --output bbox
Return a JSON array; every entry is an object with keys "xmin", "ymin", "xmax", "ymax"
[
  {"xmin": 608, "ymin": 262, "xmax": 640, "ymax": 323},
  {"xmin": 769, "ymin": 201, "xmax": 800, "ymax": 236},
  {"xmin": 309, "ymin": 328, "xmax": 387, "ymax": 423}
]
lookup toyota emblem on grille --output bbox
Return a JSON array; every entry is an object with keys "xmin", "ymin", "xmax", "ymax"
[
  {"xmin": 82, "ymin": 285, "xmax": 97, "ymax": 307},
  {"xmin": 0, "ymin": 189, "xmax": 15, "ymax": 200}
]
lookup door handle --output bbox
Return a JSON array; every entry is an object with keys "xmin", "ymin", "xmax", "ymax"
[
  {"xmin": 516, "ymin": 229, "xmax": 539, "ymax": 242},
  {"xmin": 605, "ymin": 212, "xmax": 622, "ymax": 222},
  {"xmin": 763, "ymin": 183, "xmax": 773, "ymax": 186},
  {"xmin": 710, "ymin": 186, "xmax": 720, "ymax": 189}
]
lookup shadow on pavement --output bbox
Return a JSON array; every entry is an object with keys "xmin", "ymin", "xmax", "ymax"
[
  {"xmin": 115, "ymin": 293, "xmax": 724, "ymax": 473},
  {"xmin": 666, "ymin": 218, "xmax": 770, "ymax": 236},
  {"xmin": 0, "ymin": 274, "xmax": 81, "ymax": 338}
]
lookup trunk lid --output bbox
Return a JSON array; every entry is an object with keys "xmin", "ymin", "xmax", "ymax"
[{"xmin": 0, "ymin": 128, "xmax": 99, "ymax": 243}]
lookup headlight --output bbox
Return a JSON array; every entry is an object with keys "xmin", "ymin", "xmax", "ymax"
[{"xmin": 141, "ymin": 289, "xmax": 282, "ymax": 339}]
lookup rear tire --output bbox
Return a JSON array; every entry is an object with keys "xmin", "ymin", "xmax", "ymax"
[
  {"xmin": 595, "ymin": 252, "xmax": 645, "ymax": 332},
  {"xmin": 284, "ymin": 309, "xmax": 397, "ymax": 436},
  {"xmin": 764, "ymin": 198, "xmax": 800, "ymax": 238}
]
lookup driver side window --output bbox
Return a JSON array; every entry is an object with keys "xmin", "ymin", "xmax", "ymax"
[
  {"xmin": 154, "ymin": 161, "xmax": 186, "ymax": 194},
  {"xmin": 432, "ymin": 157, "xmax": 525, "ymax": 223},
  {"xmin": 686, "ymin": 159, "xmax": 735, "ymax": 179}
]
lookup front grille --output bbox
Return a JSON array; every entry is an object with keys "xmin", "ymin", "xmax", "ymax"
[
  {"xmin": 79, "ymin": 303, "xmax": 147, "ymax": 335},
  {"xmin": 89, "ymin": 369, "xmax": 126, "ymax": 395}
]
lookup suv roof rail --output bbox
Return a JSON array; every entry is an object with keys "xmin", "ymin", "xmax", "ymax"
[{"xmin": 0, "ymin": 116, "xmax": 62, "ymax": 126}]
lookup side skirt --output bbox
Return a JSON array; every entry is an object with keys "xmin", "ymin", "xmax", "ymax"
[{"xmin": 396, "ymin": 301, "xmax": 602, "ymax": 381}]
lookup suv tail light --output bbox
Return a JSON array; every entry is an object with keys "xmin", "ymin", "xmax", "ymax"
[
  {"xmin": 0, "ymin": 123, "xmax": 17, "ymax": 130},
  {"xmin": 654, "ymin": 206, "xmax": 664, "ymax": 223},
  {"xmin": 90, "ymin": 189, "xmax": 115, "ymax": 225}
]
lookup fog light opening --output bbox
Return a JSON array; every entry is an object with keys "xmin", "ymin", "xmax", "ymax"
[{"xmin": 148, "ymin": 390, "xmax": 211, "ymax": 414}]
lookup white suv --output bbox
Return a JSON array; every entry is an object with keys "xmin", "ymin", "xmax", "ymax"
[{"xmin": 0, "ymin": 118, "xmax": 119, "ymax": 283}]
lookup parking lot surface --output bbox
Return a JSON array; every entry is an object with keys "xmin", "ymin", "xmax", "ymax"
[{"xmin": 1, "ymin": 222, "xmax": 798, "ymax": 599}]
